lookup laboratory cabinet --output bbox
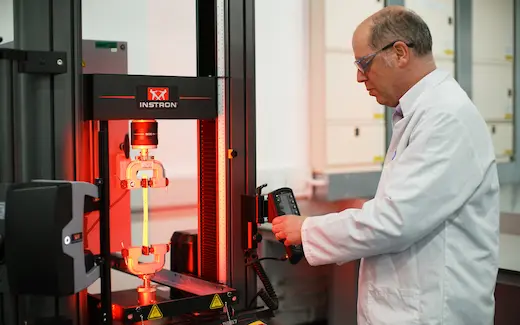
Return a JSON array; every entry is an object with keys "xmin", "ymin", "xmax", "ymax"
[
  {"xmin": 473, "ymin": 63, "xmax": 514, "ymax": 121},
  {"xmin": 472, "ymin": 0, "xmax": 514, "ymax": 64},
  {"xmin": 472, "ymin": 0, "xmax": 515, "ymax": 161},
  {"xmin": 405, "ymin": 0, "xmax": 455, "ymax": 61},
  {"xmin": 325, "ymin": 52, "xmax": 385, "ymax": 122},
  {"xmin": 488, "ymin": 122, "xmax": 514, "ymax": 162},
  {"xmin": 324, "ymin": 0, "xmax": 384, "ymax": 52},
  {"xmin": 325, "ymin": 122, "xmax": 386, "ymax": 172},
  {"xmin": 310, "ymin": 0, "xmax": 387, "ymax": 175}
]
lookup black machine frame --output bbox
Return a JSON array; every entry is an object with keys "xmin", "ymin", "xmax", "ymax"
[{"xmin": 0, "ymin": 0, "xmax": 268, "ymax": 324}]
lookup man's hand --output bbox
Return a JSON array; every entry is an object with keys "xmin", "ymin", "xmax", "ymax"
[{"xmin": 271, "ymin": 215, "xmax": 308, "ymax": 246}]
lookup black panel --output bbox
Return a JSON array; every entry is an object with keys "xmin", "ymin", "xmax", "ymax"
[
  {"xmin": 83, "ymin": 74, "xmax": 218, "ymax": 120},
  {"xmin": 5, "ymin": 182, "xmax": 74, "ymax": 296},
  {"xmin": 196, "ymin": 0, "xmax": 217, "ymax": 77}
]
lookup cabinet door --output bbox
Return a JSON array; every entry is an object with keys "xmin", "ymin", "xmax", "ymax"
[
  {"xmin": 325, "ymin": 52, "xmax": 385, "ymax": 122},
  {"xmin": 473, "ymin": 63, "xmax": 513, "ymax": 121},
  {"xmin": 325, "ymin": 123, "xmax": 386, "ymax": 170},
  {"xmin": 473, "ymin": 0, "xmax": 514, "ymax": 63},
  {"xmin": 488, "ymin": 122, "xmax": 514, "ymax": 160},
  {"xmin": 405, "ymin": 0, "xmax": 455, "ymax": 60},
  {"xmin": 325, "ymin": 0, "xmax": 384, "ymax": 51}
]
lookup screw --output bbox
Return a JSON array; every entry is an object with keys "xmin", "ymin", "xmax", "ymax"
[
  {"xmin": 57, "ymin": 59, "xmax": 63, "ymax": 66},
  {"xmin": 227, "ymin": 292, "xmax": 233, "ymax": 297}
]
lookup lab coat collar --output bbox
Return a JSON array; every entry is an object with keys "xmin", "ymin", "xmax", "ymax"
[{"xmin": 397, "ymin": 68, "xmax": 450, "ymax": 118}]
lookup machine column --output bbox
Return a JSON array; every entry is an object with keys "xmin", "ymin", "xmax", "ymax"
[
  {"xmin": 12, "ymin": 0, "xmax": 82, "ymax": 182},
  {"xmin": 226, "ymin": 0, "xmax": 258, "ymax": 309},
  {"xmin": 5, "ymin": 0, "xmax": 85, "ymax": 324}
]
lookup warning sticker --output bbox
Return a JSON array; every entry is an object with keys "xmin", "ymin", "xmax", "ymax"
[
  {"xmin": 209, "ymin": 294, "xmax": 224, "ymax": 309},
  {"xmin": 247, "ymin": 321, "xmax": 267, "ymax": 325},
  {"xmin": 147, "ymin": 304, "xmax": 163, "ymax": 320}
]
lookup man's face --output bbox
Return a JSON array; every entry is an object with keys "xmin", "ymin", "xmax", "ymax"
[{"xmin": 352, "ymin": 25, "xmax": 400, "ymax": 107}]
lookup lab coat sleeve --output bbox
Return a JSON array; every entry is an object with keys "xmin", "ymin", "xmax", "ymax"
[{"xmin": 301, "ymin": 111, "xmax": 484, "ymax": 266}]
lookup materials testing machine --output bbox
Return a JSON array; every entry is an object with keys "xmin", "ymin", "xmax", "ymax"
[{"xmin": 0, "ymin": 1, "xmax": 304, "ymax": 325}]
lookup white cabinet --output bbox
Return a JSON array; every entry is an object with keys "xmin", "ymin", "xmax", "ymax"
[
  {"xmin": 471, "ymin": 0, "xmax": 515, "ymax": 162},
  {"xmin": 326, "ymin": 123, "xmax": 386, "ymax": 170},
  {"xmin": 473, "ymin": 63, "xmax": 514, "ymax": 121},
  {"xmin": 472, "ymin": 0, "xmax": 514, "ymax": 63},
  {"xmin": 488, "ymin": 123, "xmax": 514, "ymax": 161},
  {"xmin": 325, "ymin": 52, "xmax": 385, "ymax": 122},
  {"xmin": 325, "ymin": 0, "xmax": 384, "ymax": 51},
  {"xmin": 405, "ymin": 0, "xmax": 455, "ymax": 60},
  {"xmin": 310, "ymin": 0, "xmax": 387, "ymax": 175}
]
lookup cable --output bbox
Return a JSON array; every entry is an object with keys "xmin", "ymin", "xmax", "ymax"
[
  {"xmin": 245, "ymin": 256, "xmax": 286, "ymax": 266},
  {"xmin": 248, "ymin": 259, "xmax": 280, "ymax": 311}
]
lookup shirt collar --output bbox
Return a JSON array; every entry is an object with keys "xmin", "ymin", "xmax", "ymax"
[{"xmin": 396, "ymin": 68, "xmax": 450, "ymax": 118}]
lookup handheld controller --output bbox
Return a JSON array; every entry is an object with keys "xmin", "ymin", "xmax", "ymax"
[{"xmin": 267, "ymin": 187, "xmax": 305, "ymax": 264}]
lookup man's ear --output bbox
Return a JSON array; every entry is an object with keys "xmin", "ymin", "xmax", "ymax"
[{"xmin": 394, "ymin": 41, "xmax": 410, "ymax": 66}]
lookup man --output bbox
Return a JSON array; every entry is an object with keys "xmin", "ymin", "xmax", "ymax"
[{"xmin": 272, "ymin": 6, "xmax": 500, "ymax": 325}]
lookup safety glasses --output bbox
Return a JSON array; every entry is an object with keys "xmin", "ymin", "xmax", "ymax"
[{"xmin": 354, "ymin": 40, "xmax": 414, "ymax": 74}]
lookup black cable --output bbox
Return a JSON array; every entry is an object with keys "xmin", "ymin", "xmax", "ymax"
[
  {"xmin": 249, "ymin": 259, "xmax": 280, "ymax": 311},
  {"xmin": 245, "ymin": 256, "xmax": 286, "ymax": 266}
]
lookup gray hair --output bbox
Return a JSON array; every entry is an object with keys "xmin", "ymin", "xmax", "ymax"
[{"xmin": 369, "ymin": 8, "xmax": 432, "ymax": 57}]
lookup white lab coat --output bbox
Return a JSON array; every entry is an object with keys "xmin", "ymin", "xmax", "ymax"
[{"xmin": 301, "ymin": 69, "xmax": 500, "ymax": 325}]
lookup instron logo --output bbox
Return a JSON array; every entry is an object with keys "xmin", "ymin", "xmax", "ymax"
[
  {"xmin": 139, "ymin": 86, "xmax": 179, "ymax": 109},
  {"xmin": 147, "ymin": 87, "xmax": 169, "ymax": 101}
]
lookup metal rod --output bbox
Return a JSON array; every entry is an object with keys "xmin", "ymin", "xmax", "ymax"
[{"xmin": 98, "ymin": 120, "xmax": 112, "ymax": 324}]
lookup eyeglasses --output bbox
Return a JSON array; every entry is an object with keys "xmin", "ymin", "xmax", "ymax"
[{"xmin": 354, "ymin": 40, "xmax": 414, "ymax": 74}]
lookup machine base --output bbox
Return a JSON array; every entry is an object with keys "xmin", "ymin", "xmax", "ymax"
[
  {"xmin": 88, "ymin": 288, "xmax": 223, "ymax": 324},
  {"xmin": 87, "ymin": 289, "xmax": 273, "ymax": 325}
]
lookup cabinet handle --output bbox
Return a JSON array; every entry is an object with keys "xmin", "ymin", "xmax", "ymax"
[
  {"xmin": 448, "ymin": 17, "xmax": 453, "ymax": 25},
  {"xmin": 492, "ymin": 125, "xmax": 496, "ymax": 134},
  {"xmin": 355, "ymin": 127, "xmax": 360, "ymax": 137},
  {"xmin": 508, "ymin": 89, "xmax": 512, "ymax": 97}
]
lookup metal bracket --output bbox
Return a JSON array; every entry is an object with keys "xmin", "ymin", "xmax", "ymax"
[{"xmin": 0, "ymin": 48, "xmax": 67, "ymax": 74}]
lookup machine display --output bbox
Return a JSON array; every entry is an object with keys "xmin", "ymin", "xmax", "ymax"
[{"xmin": 0, "ymin": 1, "xmax": 305, "ymax": 324}]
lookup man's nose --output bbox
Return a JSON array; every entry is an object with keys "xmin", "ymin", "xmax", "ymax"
[{"xmin": 357, "ymin": 69, "xmax": 367, "ymax": 83}]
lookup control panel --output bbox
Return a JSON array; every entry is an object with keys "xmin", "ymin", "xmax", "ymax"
[{"xmin": 266, "ymin": 187, "xmax": 305, "ymax": 265}]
